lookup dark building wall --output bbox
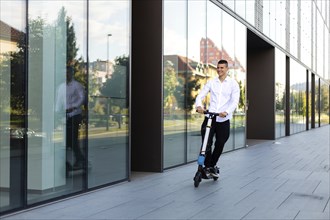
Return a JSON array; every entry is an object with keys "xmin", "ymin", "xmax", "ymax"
[
  {"xmin": 247, "ymin": 30, "xmax": 275, "ymax": 140},
  {"xmin": 131, "ymin": 0, "xmax": 163, "ymax": 172}
]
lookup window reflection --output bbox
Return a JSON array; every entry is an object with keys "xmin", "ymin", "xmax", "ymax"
[
  {"xmin": 88, "ymin": 0, "xmax": 129, "ymax": 186},
  {"xmin": 186, "ymin": 0, "xmax": 206, "ymax": 164},
  {"xmin": 289, "ymin": 59, "xmax": 306, "ymax": 134},
  {"xmin": 164, "ymin": 0, "xmax": 247, "ymax": 168},
  {"xmin": 27, "ymin": 1, "xmax": 87, "ymax": 204},
  {"xmin": 275, "ymin": 49, "xmax": 286, "ymax": 138},
  {"xmin": 315, "ymin": 76, "xmax": 320, "ymax": 126},
  {"xmin": 233, "ymin": 20, "xmax": 246, "ymax": 149},
  {"xmin": 320, "ymin": 79, "xmax": 329, "ymax": 126},
  {"xmin": 163, "ymin": 0, "xmax": 187, "ymax": 168},
  {"xmin": 0, "ymin": 0, "xmax": 26, "ymax": 212}
]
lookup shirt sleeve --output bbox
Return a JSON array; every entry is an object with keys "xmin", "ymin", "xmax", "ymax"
[
  {"xmin": 225, "ymin": 79, "xmax": 240, "ymax": 114},
  {"xmin": 195, "ymin": 80, "xmax": 211, "ymax": 109}
]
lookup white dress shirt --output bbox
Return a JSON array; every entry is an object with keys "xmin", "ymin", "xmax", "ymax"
[
  {"xmin": 195, "ymin": 75, "xmax": 240, "ymax": 122},
  {"xmin": 56, "ymin": 79, "xmax": 85, "ymax": 118}
]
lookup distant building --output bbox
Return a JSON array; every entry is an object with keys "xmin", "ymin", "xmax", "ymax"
[
  {"xmin": 200, "ymin": 37, "xmax": 245, "ymax": 72},
  {"xmin": 0, "ymin": 20, "xmax": 24, "ymax": 60}
]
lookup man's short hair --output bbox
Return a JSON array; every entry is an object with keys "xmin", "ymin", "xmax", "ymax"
[
  {"xmin": 67, "ymin": 66, "xmax": 74, "ymax": 75},
  {"xmin": 218, "ymin": 59, "xmax": 228, "ymax": 67}
]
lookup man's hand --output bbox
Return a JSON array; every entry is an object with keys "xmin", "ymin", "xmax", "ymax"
[
  {"xmin": 219, "ymin": 112, "xmax": 228, "ymax": 118},
  {"xmin": 196, "ymin": 106, "xmax": 204, "ymax": 114}
]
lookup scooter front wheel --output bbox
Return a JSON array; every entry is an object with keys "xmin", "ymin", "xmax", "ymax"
[{"xmin": 193, "ymin": 171, "xmax": 202, "ymax": 187}]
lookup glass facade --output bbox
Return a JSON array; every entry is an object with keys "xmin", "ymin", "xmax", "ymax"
[
  {"xmin": 163, "ymin": 0, "xmax": 246, "ymax": 169},
  {"xmin": 320, "ymin": 79, "xmax": 329, "ymax": 126},
  {"xmin": 1, "ymin": 0, "xmax": 329, "ymax": 215},
  {"xmin": 0, "ymin": 0, "xmax": 26, "ymax": 212},
  {"xmin": 275, "ymin": 49, "xmax": 286, "ymax": 138},
  {"xmin": 163, "ymin": 0, "xmax": 187, "ymax": 168},
  {"xmin": 1, "ymin": 0, "xmax": 129, "ymax": 214},
  {"xmin": 289, "ymin": 58, "xmax": 306, "ymax": 134},
  {"xmin": 87, "ymin": 0, "xmax": 129, "ymax": 188}
]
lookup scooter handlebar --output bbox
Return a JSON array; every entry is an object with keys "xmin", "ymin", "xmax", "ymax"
[{"xmin": 196, "ymin": 110, "xmax": 219, "ymax": 116}]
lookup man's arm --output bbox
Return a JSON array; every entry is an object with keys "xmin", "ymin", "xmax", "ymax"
[{"xmin": 195, "ymin": 81, "xmax": 211, "ymax": 113}]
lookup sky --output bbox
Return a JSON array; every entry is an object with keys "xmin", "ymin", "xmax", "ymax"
[{"xmin": 1, "ymin": 0, "xmax": 129, "ymax": 62}]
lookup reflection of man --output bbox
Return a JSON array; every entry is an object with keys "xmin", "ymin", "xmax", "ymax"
[{"xmin": 56, "ymin": 66, "xmax": 85, "ymax": 170}]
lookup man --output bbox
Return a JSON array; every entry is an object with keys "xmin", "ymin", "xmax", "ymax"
[
  {"xmin": 56, "ymin": 66, "xmax": 85, "ymax": 170},
  {"xmin": 195, "ymin": 59, "xmax": 240, "ymax": 177}
]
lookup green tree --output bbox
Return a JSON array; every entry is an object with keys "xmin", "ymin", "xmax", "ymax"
[
  {"xmin": 100, "ymin": 55, "xmax": 129, "ymax": 109},
  {"xmin": 164, "ymin": 60, "xmax": 178, "ymax": 111},
  {"xmin": 238, "ymin": 80, "xmax": 245, "ymax": 111}
]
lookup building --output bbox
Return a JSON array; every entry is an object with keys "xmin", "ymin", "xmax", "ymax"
[{"xmin": 0, "ymin": 0, "xmax": 329, "ymax": 216}]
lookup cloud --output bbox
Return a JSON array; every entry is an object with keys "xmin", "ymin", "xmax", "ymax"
[{"xmin": 164, "ymin": 27, "xmax": 187, "ymax": 57}]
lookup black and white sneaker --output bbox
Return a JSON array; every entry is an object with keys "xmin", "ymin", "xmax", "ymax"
[
  {"xmin": 209, "ymin": 166, "xmax": 220, "ymax": 178},
  {"xmin": 203, "ymin": 167, "xmax": 212, "ymax": 178}
]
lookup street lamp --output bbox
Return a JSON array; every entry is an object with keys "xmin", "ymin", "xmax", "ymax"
[
  {"xmin": 106, "ymin": 33, "xmax": 112, "ymax": 78},
  {"xmin": 106, "ymin": 34, "xmax": 112, "ymax": 131}
]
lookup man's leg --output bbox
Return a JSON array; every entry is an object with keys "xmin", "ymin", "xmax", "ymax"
[
  {"xmin": 211, "ymin": 120, "xmax": 230, "ymax": 167},
  {"xmin": 66, "ymin": 117, "xmax": 73, "ymax": 171},
  {"xmin": 71, "ymin": 114, "xmax": 84, "ymax": 167},
  {"xmin": 201, "ymin": 117, "xmax": 216, "ymax": 168}
]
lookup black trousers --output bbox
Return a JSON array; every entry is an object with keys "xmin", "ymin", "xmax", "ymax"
[
  {"xmin": 201, "ymin": 117, "xmax": 230, "ymax": 168},
  {"xmin": 66, "ymin": 114, "xmax": 84, "ymax": 164}
]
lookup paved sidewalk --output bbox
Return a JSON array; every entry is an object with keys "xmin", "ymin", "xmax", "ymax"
[{"xmin": 2, "ymin": 125, "xmax": 329, "ymax": 220}]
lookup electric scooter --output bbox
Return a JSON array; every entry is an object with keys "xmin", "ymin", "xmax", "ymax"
[{"xmin": 193, "ymin": 110, "xmax": 219, "ymax": 187}]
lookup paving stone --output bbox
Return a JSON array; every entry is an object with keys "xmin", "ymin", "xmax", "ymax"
[{"xmin": 2, "ymin": 125, "xmax": 329, "ymax": 220}]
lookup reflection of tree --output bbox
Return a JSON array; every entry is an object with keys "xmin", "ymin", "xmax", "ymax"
[
  {"xmin": 181, "ymin": 75, "xmax": 201, "ymax": 111},
  {"xmin": 0, "ymin": 22, "xmax": 26, "ymax": 116},
  {"xmin": 320, "ymin": 82, "xmax": 329, "ymax": 124},
  {"xmin": 163, "ymin": 59, "xmax": 201, "ymax": 112},
  {"xmin": 164, "ymin": 60, "xmax": 178, "ymax": 111},
  {"xmin": 238, "ymin": 81, "xmax": 245, "ymax": 111},
  {"xmin": 290, "ymin": 89, "xmax": 306, "ymax": 117},
  {"xmin": 275, "ymin": 82, "xmax": 285, "ymax": 111},
  {"xmin": 100, "ymin": 55, "xmax": 129, "ymax": 109},
  {"xmin": 320, "ymin": 83, "xmax": 329, "ymax": 112}
]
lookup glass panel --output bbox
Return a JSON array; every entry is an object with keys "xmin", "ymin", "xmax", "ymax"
[
  {"xmin": 275, "ymin": 1, "xmax": 286, "ymax": 48},
  {"xmin": 312, "ymin": 3, "xmax": 317, "ymax": 72},
  {"xmin": 88, "ymin": 0, "xmax": 129, "ymax": 187},
  {"xmin": 325, "ymin": 29, "xmax": 329, "ymax": 81},
  {"xmin": 320, "ymin": 79, "xmax": 329, "ymax": 126},
  {"xmin": 233, "ymin": 20, "xmax": 246, "ymax": 149},
  {"xmin": 163, "ymin": 0, "xmax": 187, "ymax": 168},
  {"xmin": 301, "ymin": 0, "xmax": 311, "ymax": 68},
  {"xmin": 246, "ymin": 0, "xmax": 255, "ymax": 27},
  {"xmin": 289, "ymin": 59, "xmax": 306, "ymax": 135},
  {"xmin": 315, "ymin": 76, "xmax": 320, "ymax": 126},
  {"xmin": 221, "ymin": 11, "xmax": 235, "ymax": 152},
  {"xmin": 275, "ymin": 49, "xmax": 286, "ymax": 138},
  {"xmin": 188, "ymin": 1, "xmax": 222, "ymax": 161},
  {"xmin": 263, "ymin": 0, "xmax": 270, "ymax": 37},
  {"xmin": 27, "ymin": 1, "xmax": 87, "ymax": 204},
  {"xmin": 235, "ymin": 0, "xmax": 245, "ymax": 19},
  {"xmin": 269, "ymin": 0, "xmax": 276, "ymax": 41},
  {"xmin": 316, "ymin": 11, "xmax": 323, "ymax": 77},
  {"xmin": 308, "ymin": 72, "xmax": 312, "ymax": 129},
  {"xmin": 0, "ymin": 0, "xmax": 26, "ymax": 212},
  {"xmin": 222, "ymin": 0, "xmax": 234, "ymax": 11},
  {"xmin": 290, "ymin": 0, "xmax": 298, "ymax": 57}
]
